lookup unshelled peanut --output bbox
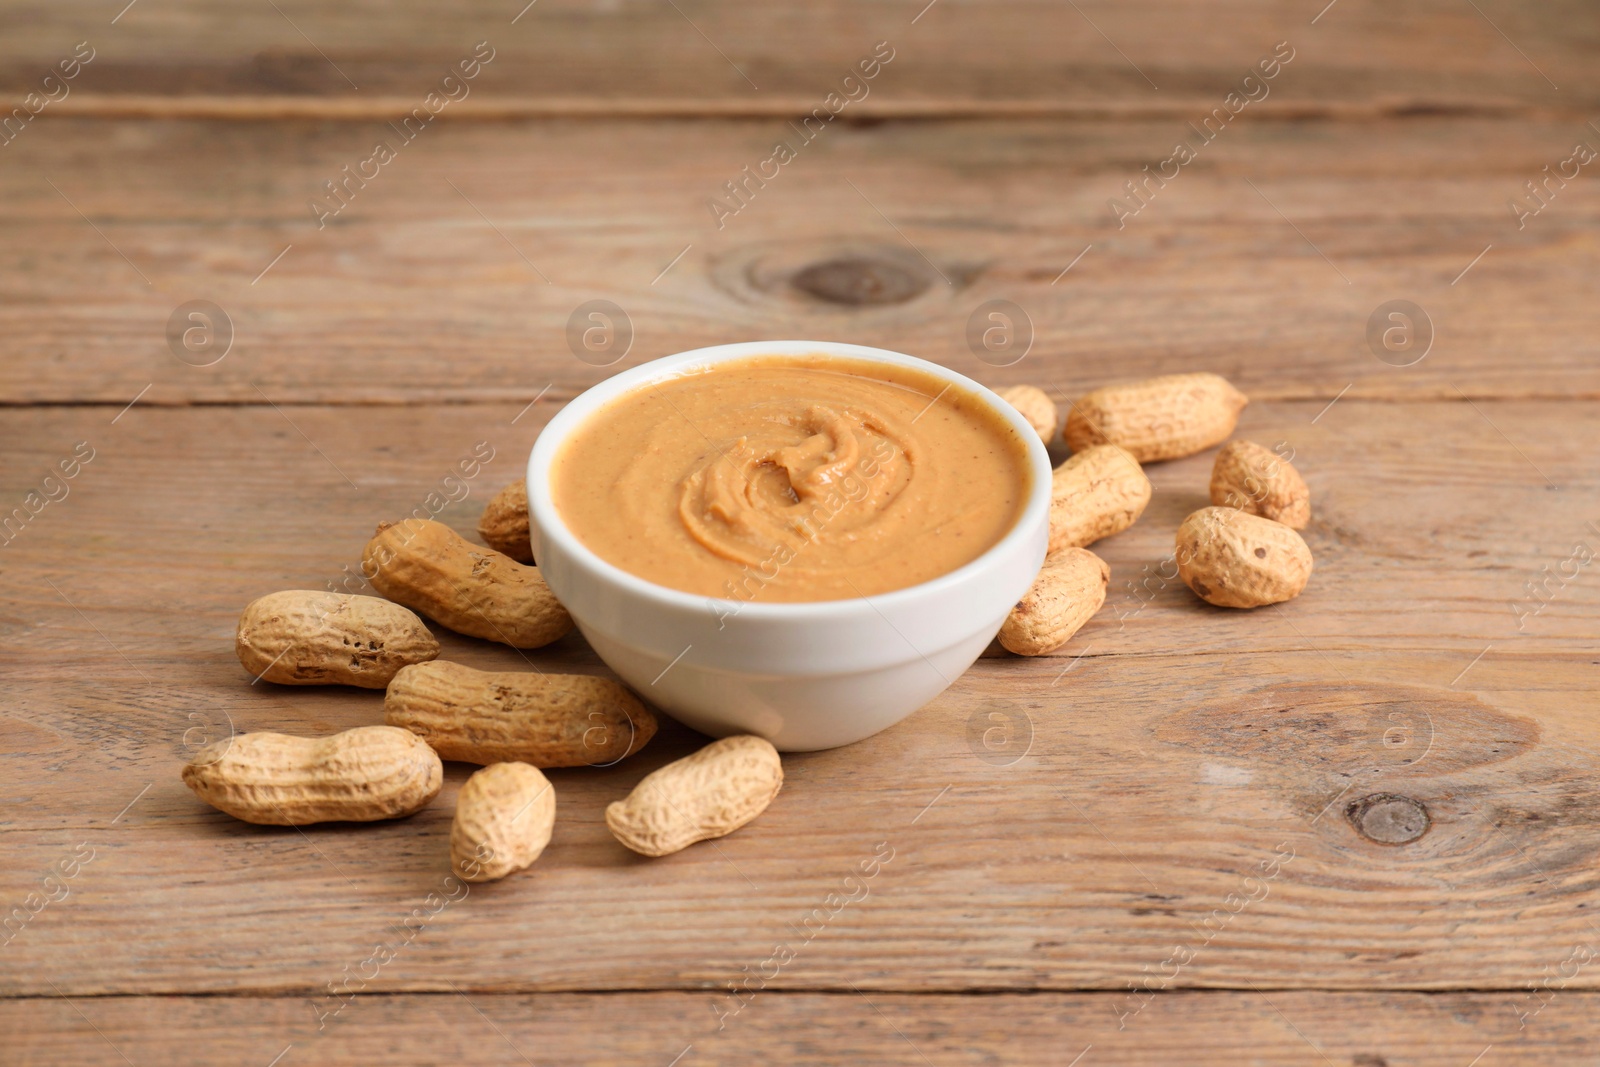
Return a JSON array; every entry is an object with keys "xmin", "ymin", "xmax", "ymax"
[
  {"xmin": 999, "ymin": 547, "xmax": 1109, "ymax": 656},
  {"xmin": 386, "ymin": 660, "xmax": 656, "ymax": 767},
  {"xmin": 363, "ymin": 519, "xmax": 573, "ymax": 648},
  {"xmin": 1175, "ymin": 506, "xmax": 1313, "ymax": 608},
  {"xmin": 606, "ymin": 736, "xmax": 782, "ymax": 857},
  {"xmin": 1209, "ymin": 440, "xmax": 1311, "ymax": 529},
  {"xmin": 235, "ymin": 590, "xmax": 439, "ymax": 688},
  {"xmin": 1049, "ymin": 444, "xmax": 1151, "ymax": 553},
  {"xmin": 452, "ymin": 762, "xmax": 556, "ymax": 883},
  {"xmin": 1064, "ymin": 372, "xmax": 1248, "ymax": 462},
  {"xmin": 181, "ymin": 726, "xmax": 442, "ymax": 825},
  {"xmin": 478, "ymin": 479, "xmax": 535, "ymax": 563},
  {"xmin": 996, "ymin": 384, "xmax": 1057, "ymax": 441}
]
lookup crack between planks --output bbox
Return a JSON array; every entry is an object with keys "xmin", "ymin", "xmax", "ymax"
[
  {"xmin": 3, "ymin": 986, "xmax": 1593, "ymax": 1002},
  {"xmin": 39, "ymin": 94, "xmax": 1592, "ymax": 124},
  {"xmin": 5, "ymin": 393, "xmax": 1600, "ymax": 412}
]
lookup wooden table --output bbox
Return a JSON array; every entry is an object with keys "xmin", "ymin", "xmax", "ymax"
[{"xmin": 4, "ymin": 2, "xmax": 1597, "ymax": 1062}]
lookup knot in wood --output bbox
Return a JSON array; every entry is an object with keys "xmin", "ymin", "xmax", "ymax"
[
  {"xmin": 1346, "ymin": 793, "xmax": 1430, "ymax": 845},
  {"xmin": 790, "ymin": 256, "xmax": 929, "ymax": 306}
]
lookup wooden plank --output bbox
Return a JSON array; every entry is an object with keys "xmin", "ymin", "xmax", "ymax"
[
  {"xmin": 34, "ymin": 94, "xmax": 1575, "ymax": 122},
  {"xmin": 2, "ymin": 0, "xmax": 1593, "ymax": 111},
  {"xmin": 3, "ymin": 991, "xmax": 1590, "ymax": 1065},
  {"xmin": 3, "ymin": 117, "xmax": 1599, "ymax": 405},
  {"xmin": 1, "ymin": 400, "xmax": 1593, "ymax": 661},
  {"xmin": 6, "ymin": 646, "xmax": 1598, "ymax": 997},
  {"xmin": 2, "ymin": 401, "xmax": 1598, "ymax": 995}
]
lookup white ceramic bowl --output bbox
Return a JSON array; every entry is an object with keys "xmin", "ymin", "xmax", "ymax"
[{"xmin": 526, "ymin": 340, "xmax": 1052, "ymax": 751}]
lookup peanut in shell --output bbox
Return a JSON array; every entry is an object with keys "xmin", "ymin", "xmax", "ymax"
[
  {"xmin": 1049, "ymin": 444, "xmax": 1151, "ymax": 553},
  {"xmin": 362, "ymin": 519, "xmax": 572, "ymax": 649},
  {"xmin": 1065, "ymin": 372, "xmax": 1247, "ymax": 462},
  {"xmin": 452, "ymin": 762, "xmax": 556, "ymax": 883},
  {"xmin": 385, "ymin": 660, "xmax": 656, "ymax": 768},
  {"xmin": 235, "ymin": 589, "xmax": 439, "ymax": 688},
  {"xmin": 1209, "ymin": 440, "xmax": 1311, "ymax": 529},
  {"xmin": 181, "ymin": 726, "xmax": 442, "ymax": 825},
  {"xmin": 1175, "ymin": 506, "xmax": 1313, "ymax": 609},
  {"xmin": 995, "ymin": 384, "xmax": 1058, "ymax": 441},
  {"xmin": 478, "ymin": 479, "xmax": 535, "ymax": 563},
  {"xmin": 606, "ymin": 735, "xmax": 782, "ymax": 857},
  {"xmin": 999, "ymin": 547, "xmax": 1110, "ymax": 656}
]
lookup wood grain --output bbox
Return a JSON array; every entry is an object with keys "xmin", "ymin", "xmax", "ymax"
[
  {"xmin": 3, "ymin": 116, "xmax": 1599, "ymax": 406},
  {"xmin": 3, "ymin": 0, "xmax": 1593, "ymax": 111},
  {"xmin": 3, "ymin": 4, "xmax": 1597, "ymax": 1035},
  {"xmin": 2, "ymin": 401, "xmax": 1593, "ymax": 661},
  {"xmin": 2, "ymin": 401, "xmax": 1597, "ymax": 997},
  {"xmin": 4, "ymin": 991, "xmax": 1592, "ymax": 1065},
  {"xmin": 7, "ymin": 646, "xmax": 1597, "ymax": 996}
]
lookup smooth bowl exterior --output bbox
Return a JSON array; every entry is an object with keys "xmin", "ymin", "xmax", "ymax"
[{"xmin": 527, "ymin": 340, "xmax": 1053, "ymax": 751}]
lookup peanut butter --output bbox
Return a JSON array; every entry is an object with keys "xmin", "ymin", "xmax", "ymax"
[{"xmin": 551, "ymin": 356, "xmax": 1032, "ymax": 602}]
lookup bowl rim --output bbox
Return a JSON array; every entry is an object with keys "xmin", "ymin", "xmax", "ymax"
[{"xmin": 526, "ymin": 339, "xmax": 1054, "ymax": 622}]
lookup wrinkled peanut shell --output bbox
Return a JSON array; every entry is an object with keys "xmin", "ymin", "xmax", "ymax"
[
  {"xmin": 1210, "ymin": 439, "xmax": 1311, "ymax": 529},
  {"xmin": 996, "ymin": 384, "xmax": 1058, "ymax": 441},
  {"xmin": 1176, "ymin": 506, "xmax": 1313, "ymax": 609},
  {"xmin": 1049, "ymin": 444, "xmax": 1151, "ymax": 553},
  {"xmin": 386, "ymin": 660, "xmax": 655, "ymax": 767},
  {"xmin": 363, "ymin": 519, "xmax": 573, "ymax": 649},
  {"xmin": 999, "ymin": 548, "xmax": 1110, "ymax": 656},
  {"xmin": 235, "ymin": 590, "xmax": 439, "ymax": 688},
  {"xmin": 478, "ymin": 479, "xmax": 535, "ymax": 563},
  {"xmin": 452, "ymin": 762, "xmax": 556, "ymax": 883},
  {"xmin": 1065, "ymin": 372, "xmax": 1248, "ymax": 462},
  {"xmin": 606, "ymin": 736, "xmax": 783, "ymax": 857},
  {"xmin": 182, "ymin": 726, "xmax": 442, "ymax": 825}
]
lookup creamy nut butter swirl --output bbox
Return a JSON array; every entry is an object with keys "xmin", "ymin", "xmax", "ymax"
[{"xmin": 552, "ymin": 356, "xmax": 1031, "ymax": 601}]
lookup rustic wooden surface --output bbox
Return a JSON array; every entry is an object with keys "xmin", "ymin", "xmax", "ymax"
[
  {"xmin": 10, "ymin": 992, "xmax": 1600, "ymax": 1066},
  {"xmin": 5, "ymin": 116, "xmax": 1600, "ymax": 405},
  {"xmin": 5, "ymin": 0, "xmax": 1595, "ymax": 111},
  {"xmin": 3, "ymin": 1, "xmax": 1599, "ymax": 1062}
]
